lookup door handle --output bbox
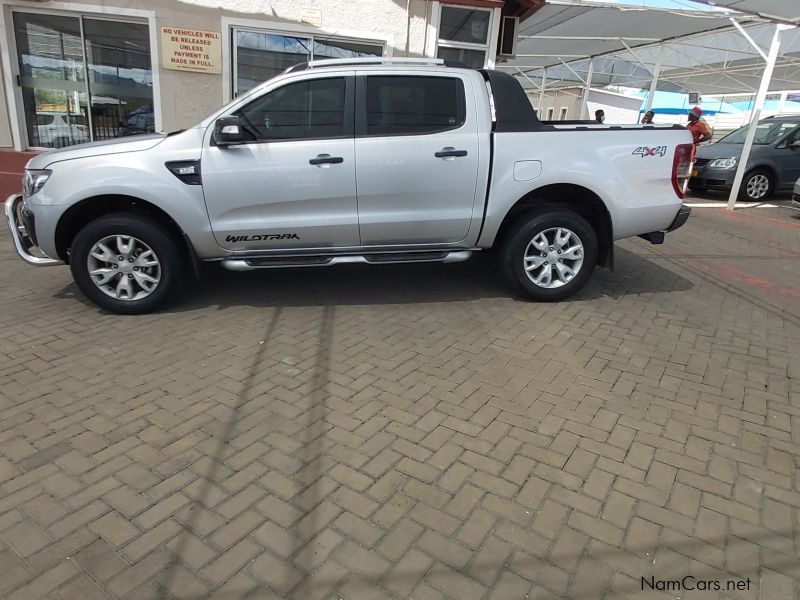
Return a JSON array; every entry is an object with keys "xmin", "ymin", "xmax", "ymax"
[
  {"xmin": 435, "ymin": 147, "xmax": 468, "ymax": 158},
  {"xmin": 309, "ymin": 154, "xmax": 344, "ymax": 166}
]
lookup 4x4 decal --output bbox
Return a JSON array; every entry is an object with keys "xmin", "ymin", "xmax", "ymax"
[{"xmin": 633, "ymin": 146, "xmax": 668, "ymax": 157}]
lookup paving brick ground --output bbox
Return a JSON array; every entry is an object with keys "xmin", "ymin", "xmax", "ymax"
[{"xmin": 0, "ymin": 205, "xmax": 798, "ymax": 599}]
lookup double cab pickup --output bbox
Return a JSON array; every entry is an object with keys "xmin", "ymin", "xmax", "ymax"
[{"xmin": 7, "ymin": 57, "xmax": 693, "ymax": 313}]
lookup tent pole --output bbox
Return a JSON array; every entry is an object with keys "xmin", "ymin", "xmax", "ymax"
[
  {"xmin": 726, "ymin": 25, "xmax": 785, "ymax": 210},
  {"xmin": 581, "ymin": 59, "xmax": 594, "ymax": 120},
  {"xmin": 778, "ymin": 91, "xmax": 787, "ymax": 113},
  {"xmin": 538, "ymin": 67, "xmax": 547, "ymax": 115},
  {"xmin": 644, "ymin": 44, "xmax": 664, "ymax": 119}
]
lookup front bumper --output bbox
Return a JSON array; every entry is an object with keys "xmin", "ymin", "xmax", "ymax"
[
  {"xmin": 793, "ymin": 189, "xmax": 800, "ymax": 209},
  {"xmin": 4, "ymin": 194, "xmax": 63, "ymax": 266},
  {"xmin": 689, "ymin": 165, "xmax": 735, "ymax": 190}
]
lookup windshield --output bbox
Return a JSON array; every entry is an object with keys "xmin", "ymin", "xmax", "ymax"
[{"xmin": 720, "ymin": 120, "xmax": 799, "ymax": 145}]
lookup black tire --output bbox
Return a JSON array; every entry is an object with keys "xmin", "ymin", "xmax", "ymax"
[
  {"xmin": 69, "ymin": 213, "xmax": 184, "ymax": 314},
  {"xmin": 501, "ymin": 210, "xmax": 598, "ymax": 302},
  {"xmin": 738, "ymin": 168, "xmax": 773, "ymax": 201}
]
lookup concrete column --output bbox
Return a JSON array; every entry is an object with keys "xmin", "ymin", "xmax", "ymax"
[{"xmin": 726, "ymin": 25, "xmax": 785, "ymax": 210}]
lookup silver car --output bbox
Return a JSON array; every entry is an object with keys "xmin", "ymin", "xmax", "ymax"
[{"xmin": 7, "ymin": 58, "xmax": 693, "ymax": 314}]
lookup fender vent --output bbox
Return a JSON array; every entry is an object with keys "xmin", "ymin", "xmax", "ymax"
[{"xmin": 165, "ymin": 160, "xmax": 201, "ymax": 185}]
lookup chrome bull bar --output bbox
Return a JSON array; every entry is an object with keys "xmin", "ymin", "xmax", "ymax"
[{"xmin": 4, "ymin": 193, "xmax": 62, "ymax": 266}]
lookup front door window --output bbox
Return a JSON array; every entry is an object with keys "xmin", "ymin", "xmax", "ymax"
[
  {"xmin": 235, "ymin": 77, "xmax": 347, "ymax": 140},
  {"xmin": 13, "ymin": 11, "xmax": 154, "ymax": 149}
]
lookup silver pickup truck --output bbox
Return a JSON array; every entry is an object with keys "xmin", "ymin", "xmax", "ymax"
[{"xmin": 6, "ymin": 58, "xmax": 693, "ymax": 314}]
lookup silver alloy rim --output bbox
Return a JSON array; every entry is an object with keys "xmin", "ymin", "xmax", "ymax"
[
  {"xmin": 746, "ymin": 174, "xmax": 769, "ymax": 199},
  {"xmin": 523, "ymin": 227, "xmax": 584, "ymax": 289},
  {"xmin": 86, "ymin": 235, "xmax": 161, "ymax": 301}
]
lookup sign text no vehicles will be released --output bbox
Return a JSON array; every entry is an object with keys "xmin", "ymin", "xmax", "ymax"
[{"xmin": 161, "ymin": 27, "xmax": 221, "ymax": 74}]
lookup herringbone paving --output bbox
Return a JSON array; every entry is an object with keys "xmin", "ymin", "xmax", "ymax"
[{"xmin": 0, "ymin": 208, "xmax": 798, "ymax": 599}]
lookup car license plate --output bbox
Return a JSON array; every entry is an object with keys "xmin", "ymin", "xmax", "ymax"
[{"xmin": 691, "ymin": 169, "xmax": 698, "ymax": 177}]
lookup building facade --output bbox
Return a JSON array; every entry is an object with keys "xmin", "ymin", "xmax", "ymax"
[
  {"xmin": 0, "ymin": 0, "xmax": 536, "ymax": 150},
  {"xmin": 528, "ymin": 87, "xmax": 644, "ymax": 124}
]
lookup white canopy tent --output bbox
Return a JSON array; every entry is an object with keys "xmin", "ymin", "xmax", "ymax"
[
  {"xmin": 688, "ymin": 0, "xmax": 799, "ymax": 25},
  {"xmin": 499, "ymin": 0, "xmax": 800, "ymax": 208}
]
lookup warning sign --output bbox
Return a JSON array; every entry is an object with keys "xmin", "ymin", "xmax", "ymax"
[{"xmin": 161, "ymin": 27, "xmax": 221, "ymax": 74}]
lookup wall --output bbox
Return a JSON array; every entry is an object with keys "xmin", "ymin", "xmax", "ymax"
[
  {"xmin": 0, "ymin": 56, "xmax": 11, "ymax": 147},
  {"xmin": 528, "ymin": 89, "xmax": 582, "ymax": 120},
  {"xmin": 527, "ymin": 87, "xmax": 643, "ymax": 124},
  {"xmin": 0, "ymin": 0, "xmax": 432, "ymax": 147},
  {"xmin": 157, "ymin": 0, "xmax": 432, "ymax": 131}
]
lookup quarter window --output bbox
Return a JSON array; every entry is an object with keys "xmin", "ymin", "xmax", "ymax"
[
  {"xmin": 365, "ymin": 76, "xmax": 465, "ymax": 136},
  {"xmin": 235, "ymin": 77, "xmax": 346, "ymax": 141}
]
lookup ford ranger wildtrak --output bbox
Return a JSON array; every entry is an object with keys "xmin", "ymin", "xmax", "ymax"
[{"xmin": 6, "ymin": 58, "xmax": 693, "ymax": 314}]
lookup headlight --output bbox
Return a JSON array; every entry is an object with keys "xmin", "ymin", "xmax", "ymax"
[
  {"xmin": 22, "ymin": 169, "xmax": 52, "ymax": 198},
  {"xmin": 708, "ymin": 157, "xmax": 737, "ymax": 169}
]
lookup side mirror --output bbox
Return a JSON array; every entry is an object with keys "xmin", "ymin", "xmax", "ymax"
[
  {"xmin": 213, "ymin": 116, "xmax": 250, "ymax": 146},
  {"xmin": 790, "ymin": 139, "xmax": 800, "ymax": 149}
]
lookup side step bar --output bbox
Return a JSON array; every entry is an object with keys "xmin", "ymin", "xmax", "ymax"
[{"xmin": 221, "ymin": 250, "xmax": 473, "ymax": 271}]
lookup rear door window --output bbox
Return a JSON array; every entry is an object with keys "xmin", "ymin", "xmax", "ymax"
[{"xmin": 364, "ymin": 76, "xmax": 465, "ymax": 136}]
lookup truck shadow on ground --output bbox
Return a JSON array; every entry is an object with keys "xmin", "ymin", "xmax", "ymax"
[
  {"xmin": 51, "ymin": 246, "xmax": 694, "ymax": 312},
  {"xmin": 158, "ymin": 246, "xmax": 695, "ymax": 313},
  {"xmin": 150, "ymin": 297, "xmax": 793, "ymax": 599}
]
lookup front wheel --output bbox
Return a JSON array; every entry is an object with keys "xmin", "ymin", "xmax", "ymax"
[
  {"xmin": 739, "ymin": 169, "xmax": 773, "ymax": 201},
  {"xmin": 70, "ymin": 213, "xmax": 184, "ymax": 314},
  {"xmin": 501, "ymin": 210, "xmax": 598, "ymax": 302}
]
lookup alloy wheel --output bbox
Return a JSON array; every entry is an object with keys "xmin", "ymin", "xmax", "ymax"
[
  {"xmin": 523, "ymin": 227, "xmax": 584, "ymax": 289},
  {"xmin": 745, "ymin": 174, "xmax": 770, "ymax": 200},
  {"xmin": 86, "ymin": 235, "xmax": 161, "ymax": 301}
]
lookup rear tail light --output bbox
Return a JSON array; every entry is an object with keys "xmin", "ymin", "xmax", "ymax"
[{"xmin": 672, "ymin": 143, "xmax": 695, "ymax": 200}]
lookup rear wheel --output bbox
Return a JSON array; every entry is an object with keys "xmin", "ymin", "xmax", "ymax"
[
  {"xmin": 70, "ymin": 213, "xmax": 184, "ymax": 314},
  {"xmin": 501, "ymin": 210, "xmax": 598, "ymax": 301},
  {"xmin": 739, "ymin": 168, "xmax": 773, "ymax": 201}
]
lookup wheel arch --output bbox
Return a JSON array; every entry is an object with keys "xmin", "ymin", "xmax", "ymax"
[
  {"xmin": 745, "ymin": 164, "xmax": 777, "ymax": 181},
  {"xmin": 54, "ymin": 194, "xmax": 198, "ymax": 274},
  {"xmin": 493, "ymin": 183, "xmax": 614, "ymax": 268}
]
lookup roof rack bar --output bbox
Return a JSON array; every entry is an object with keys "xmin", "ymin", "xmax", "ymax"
[
  {"xmin": 309, "ymin": 57, "xmax": 445, "ymax": 67},
  {"xmin": 306, "ymin": 57, "xmax": 446, "ymax": 68}
]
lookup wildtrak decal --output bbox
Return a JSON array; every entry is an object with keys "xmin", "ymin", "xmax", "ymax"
[{"xmin": 226, "ymin": 233, "xmax": 300, "ymax": 242}]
